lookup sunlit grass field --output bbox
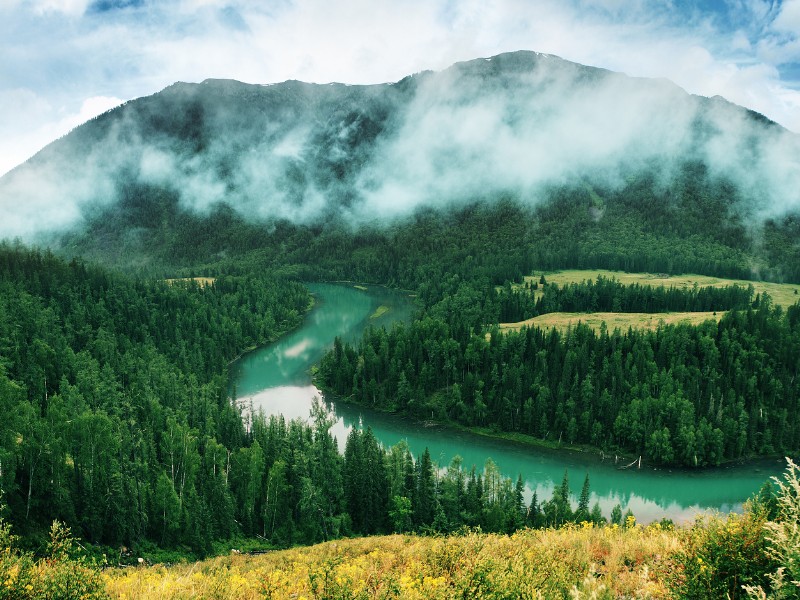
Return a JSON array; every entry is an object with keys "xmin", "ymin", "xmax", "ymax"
[
  {"xmin": 103, "ymin": 524, "xmax": 680, "ymax": 599},
  {"xmin": 500, "ymin": 310, "xmax": 723, "ymax": 333},
  {"xmin": 524, "ymin": 269, "xmax": 800, "ymax": 308},
  {"xmin": 498, "ymin": 269, "xmax": 800, "ymax": 332},
  {"xmin": 164, "ymin": 276, "xmax": 217, "ymax": 287}
]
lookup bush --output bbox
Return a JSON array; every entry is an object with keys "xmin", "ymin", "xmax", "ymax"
[
  {"xmin": 0, "ymin": 519, "xmax": 108, "ymax": 600},
  {"xmin": 745, "ymin": 458, "xmax": 800, "ymax": 599},
  {"xmin": 669, "ymin": 509, "xmax": 775, "ymax": 599}
]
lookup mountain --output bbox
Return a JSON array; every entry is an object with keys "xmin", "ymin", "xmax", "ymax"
[{"xmin": 1, "ymin": 50, "xmax": 799, "ymax": 279}]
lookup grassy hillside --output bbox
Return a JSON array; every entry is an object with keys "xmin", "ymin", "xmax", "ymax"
[
  {"xmin": 499, "ymin": 310, "xmax": 723, "ymax": 333},
  {"xmin": 527, "ymin": 270, "xmax": 800, "ymax": 308},
  {"xmin": 496, "ymin": 269, "xmax": 800, "ymax": 332},
  {"xmin": 103, "ymin": 526, "xmax": 680, "ymax": 598},
  {"xmin": 4, "ymin": 458, "xmax": 797, "ymax": 599},
  {"xmin": 100, "ymin": 492, "xmax": 794, "ymax": 600},
  {"xmin": 98, "ymin": 459, "xmax": 800, "ymax": 599}
]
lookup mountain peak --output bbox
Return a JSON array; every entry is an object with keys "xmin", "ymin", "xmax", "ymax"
[{"xmin": 1, "ymin": 51, "xmax": 798, "ymax": 246}]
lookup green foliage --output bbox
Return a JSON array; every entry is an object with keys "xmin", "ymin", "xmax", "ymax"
[
  {"xmin": 497, "ymin": 275, "xmax": 755, "ymax": 323},
  {"xmin": 319, "ymin": 298, "xmax": 800, "ymax": 466},
  {"xmin": 0, "ymin": 518, "xmax": 107, "ymax": 600},
  {"xmin": 0, "ymin": 244, "xmax": 309, "ymax": 551},
  {"xmin": 745, "ymin": 458, "xmax": 800, "ymax": 599},
  {"xmin": 669, "ymin": 510, "xmax": 775, "ymax": 599}
]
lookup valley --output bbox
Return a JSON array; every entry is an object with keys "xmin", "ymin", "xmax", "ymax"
[{"xmin": 0, "ymin": 49, "xmax": 798, "ymax": 598}]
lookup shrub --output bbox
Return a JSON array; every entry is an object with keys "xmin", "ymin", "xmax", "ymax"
[
  {"xmin": 669, "ymin": 509, "xmax": 775, "ymax": 599},
  {"xmin": 0, "ymin": 519, "xmax": 108, "ymax": 600},
  {"xmin": 744, "ymin": 458, "xmax": 800, "ymax": 599}
]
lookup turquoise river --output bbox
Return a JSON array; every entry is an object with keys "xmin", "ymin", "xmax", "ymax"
[{"xmin": 229, "ymin": 283, "xmax": 785, "ymax": 523}]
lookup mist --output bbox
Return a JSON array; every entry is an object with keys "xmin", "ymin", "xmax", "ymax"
[{"xmin": 1, "ymin": 51, "xmax": 799, "ymax": 243}]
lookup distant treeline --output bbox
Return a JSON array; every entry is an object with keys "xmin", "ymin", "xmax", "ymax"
[
  {"xmin": 64, "ymin": 167, "xmax": 800, "ymax": 287},
  {"xmin": 318, "ymin": 284, "xmax": 800, "ymax": 467},
  {"xmin": 497, "ymin": 276, "xmax": 755, "ymax": 323}
]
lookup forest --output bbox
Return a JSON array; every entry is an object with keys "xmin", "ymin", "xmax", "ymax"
[
  {"xmin": 0, "ymin": 243, "xmax": 637, "ymax": 556},
  {"xmin": 1, "ymin": 173, "xmax": 800, "ymax": 560},
  {"xmin": 0, "ymin": 244, "xmax": 307, "ymax": 551},
  {"xmin": 318, "ymin": 278, "xmax": 800, "ymax": 467}
]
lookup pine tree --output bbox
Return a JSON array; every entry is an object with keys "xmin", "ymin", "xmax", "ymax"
[
  {"xmin": 556, "ymin": 469, "xmax": 572, "ymax": 524},
  {"xmin": 527, "ymin": 491, "xmax": 540, "ymax": 527},
  {"xmin": 576, "ymin": 473, "xmax": 591, "ymax": 522},
  {"xmin": 610, "ymin": 503, "xmax": 623, "ymax": 526},
  {"xmin": 510, "ymin": 474, "xmax": 526, "ymax": 531},
  {"xmin": 415, "ymin": 448, "xmax": 436, "ymax": 528},
  {"xmin": 590, "ymin": 501, "xmax": 605, "ymax": 524}
]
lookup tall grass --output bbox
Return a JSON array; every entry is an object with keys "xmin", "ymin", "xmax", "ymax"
[{"xmin": 103, "ymin": 524, "xmax": 679, "ymax": 599}]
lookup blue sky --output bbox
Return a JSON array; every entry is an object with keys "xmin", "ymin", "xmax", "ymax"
[{"xmin": 1, "ymin": 0, "xmax": 798, "ymax": 176}]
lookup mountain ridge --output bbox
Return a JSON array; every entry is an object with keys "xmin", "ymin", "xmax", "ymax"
[{"xmin": 1, "ymin": 50, "xmax": 798, "ymax": 279}]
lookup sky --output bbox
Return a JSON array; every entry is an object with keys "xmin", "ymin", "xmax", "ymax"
[{"xmin": 0, "ymin": 0, "xmax": 799, "ymax": 177}]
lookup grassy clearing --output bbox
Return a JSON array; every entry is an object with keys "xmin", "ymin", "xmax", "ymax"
[
  {"xmin": 164, "ymin": 276, "xmax": 216, "ymax": 287},
  {"xmin": 369, "ymin": 305, "xmax": 391, "ymax": 319},
  {"xmin": 500, "ymin": 311, "xmax": 723, "ymax": 333},
  {"xmin": 102, "ymin": 525, "xmax": 680, "ymax": 599},
  {"xmin": 525, "ymin": 269, "xmax": 800, "ymax": 308}
]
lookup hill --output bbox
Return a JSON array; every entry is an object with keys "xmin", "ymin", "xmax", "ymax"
[
  {"xmin": 0, "ymin": 51, "xmax": 799, "ymax": 280},
  {"xmin": 99, "ymin": 459, "xmax": 800, "ymax": 600},
  {"xmin": 6, "ymin": 457, "xmax": 800, "ymax": 599}
]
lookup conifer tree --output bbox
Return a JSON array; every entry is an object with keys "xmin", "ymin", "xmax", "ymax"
[{"xmin": 576, "ymin": 473, "xmax": 591, "ymax": 522}]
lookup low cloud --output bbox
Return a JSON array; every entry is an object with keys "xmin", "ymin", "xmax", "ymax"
[
  {"xmin": 355, "ymin": 56, "xmax": 800, "ymax": 222},
  {"xmin": 5, "ymin": 51, "xmax": 798, "ymax": 244},
  {"xmin": 2, "ymin": 0, "xmax": 800, "ymax": 180}
]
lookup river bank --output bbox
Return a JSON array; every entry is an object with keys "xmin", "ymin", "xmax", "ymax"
[{"xmin": 229, "ymin": 282, "xmax": 784, "ymax": 523}]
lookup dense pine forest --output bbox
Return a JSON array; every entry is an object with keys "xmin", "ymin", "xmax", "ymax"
[
  {"xmin": 319, "ymin": 288, "xmax": 800, "ymax": 466},
  {"xmin": 0, "ymin": 243, "xmax": 629, "ymax": 556},
  {"xmin": 0, "ymin": 244, "xmax": 308, "ymax": 551},
  {"xmin": 3, "ymin": 235, "xmax": 798, "ymax": 559}
]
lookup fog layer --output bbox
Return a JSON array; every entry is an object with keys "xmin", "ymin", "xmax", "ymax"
[{"xmin": 1, "ymin": 51, "xmax": 799, "ymax": 241}]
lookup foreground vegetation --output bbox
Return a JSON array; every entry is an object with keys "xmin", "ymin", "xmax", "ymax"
[
  {"xmin": 103, "ymin": 525, "xmax": 679, "ymax": 599},
  {"xmin": 52, "ymin": 459, "xmax": 794, "ymax": 598},
  {"xmin": 2, "ymin": 456, "xmax": 790, "ymax": 598}
]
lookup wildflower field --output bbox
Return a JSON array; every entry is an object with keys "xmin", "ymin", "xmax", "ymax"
[
  {"xmin": 99, "ymin": 458, "xmax": 800, "ymax": 599},
  {"xmin": 104, "ymin": 523, "xmax": 679, "ymax": 599}
]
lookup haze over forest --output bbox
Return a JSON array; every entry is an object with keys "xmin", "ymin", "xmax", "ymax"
[{"xmin": 2, "ymin": 51, "xmax": 799, "ymax": 251}]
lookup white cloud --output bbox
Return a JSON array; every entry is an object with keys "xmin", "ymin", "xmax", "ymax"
[
  {"xmin": 66, "ymin": 95, "xmax": 124, "ymax": 128},
  {"xmin": 29, "ymin": 0, "xmax": 90, "ymax": 15},
  {"xmin": 1, "ymin": 0, "xmax": 800, "ymax": 179},
  {"xmin": 0, "ymin": 93, "xmax": 123, "ymax": 176},
  {"xmin": 772, "ymin": 0, "xmax": 800, "ymax": 32}
]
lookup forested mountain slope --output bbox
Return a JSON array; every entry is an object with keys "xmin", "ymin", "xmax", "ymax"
[
  {"xmin": 1, "ymin": 51, "xmax": 799, "ymax": 280},
  {"xmin": 0, "ymin": 245, "xmax": 309, "ymax": 550}
]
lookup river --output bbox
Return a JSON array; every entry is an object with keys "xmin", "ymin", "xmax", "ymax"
[{"xmin": 229, "ymin": 283, "xmax": 784, "ymax": 523}]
